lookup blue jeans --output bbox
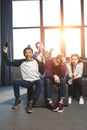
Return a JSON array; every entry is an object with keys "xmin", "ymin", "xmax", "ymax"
[
  {"xmin": 45, "ymin": 77, "xmax": 66, "ymax": 100},
  {"xmin": 13, "ymin": 79, "xmax": 44, "ymax": 102}
]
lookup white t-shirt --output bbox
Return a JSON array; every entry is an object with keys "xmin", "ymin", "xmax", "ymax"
[{"xmin": 20, "ymin": 60, "xmax": 40, "ymax": 81}]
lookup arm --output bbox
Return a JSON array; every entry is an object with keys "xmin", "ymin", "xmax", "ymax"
[
  {"xmin": 53, "ymin": 64, "xmax": 66, "ymax": 83},
  {"xmin": 60, "ymin": 64, "xmax": 66, "ymax": 78},
  {"xmin": 38, "ymin": 61, "xmax": 45, "ymax": 75},
  {"xmin": 45, "ymin": 60, "xmax": 54, "ymax": 78},
  {"xmin": 44, "ymin": 48, "xmax": 54, "ymax": 60},
  {"xmin": 66, "ymin": 63, "xmax": 73, "ymax": 78},
  {"xmin": 48, "ymin": 48, "xmax": 54, "ymax": 58},
  {"xmin": 74, "ymin": 62, "xmax": 83, "ymax": 79},
  {"xmin": 34, "ymin": 58, "xmax": 45, "ymax": 74},
  {"xmin": 3, "ymin": 46, "xmax": 24, "ymax": 67}
]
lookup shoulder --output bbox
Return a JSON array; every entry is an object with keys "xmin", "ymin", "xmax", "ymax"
[
  {"xmin": 80, "ymin": 62, "xmax": 83, "ymax": 65},
  {"xmin": 78, "ymin": 62, "xmax": 83, "ymax": 65},
  {"xmin": 46, "ymin": 59, "xmax": 53, "ymax": 64}
]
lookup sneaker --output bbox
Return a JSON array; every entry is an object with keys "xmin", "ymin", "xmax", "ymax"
[
  {"xmin": 52, "ymin": 106, "xmax": 59, "ymax": 112},
  {"xmin": 57, "ymin": 103, "xmax": 63, "ymax": 112},
  {"xmin": 26, "ymin": 101, "xmax": 33, "ymax": 113},
  {"xmin": 12, "ymin": 98, "xmax": 21, "ymax": 109},
  {"xmin": 48, "ymin": 102, "xmax": 58, "ymax": 111},
  {"xmin": 68, "ymin": 97, "xmax": 72, "ymax": 105},
  {"xmin": 79, "ymin": 97, "xmax": 84, "ymax": 105}
]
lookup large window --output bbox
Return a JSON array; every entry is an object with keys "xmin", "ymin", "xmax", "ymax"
[
  {"xmin": 63, "ymin": 0, "xmax": 81, "ymax": 26},
  {"xmin": 43, "ymin": 0, "xmax": 60, "ymax": 26},
  {"xmin": 84, "ymin": 0, "xmax": 87, "ymax": 25},
  {"xmin": 84, "ymin": 0, "xmax": 87, "ymax": 57},
  {"xmin": 63, "ymin": 29, "xmax": 81, "ymax": 57},
  {"xmin": 13, "ymin": 29, "xmax": 40, "ymax": 59},
  {"xmin": 13, "ymin": 1, "xmax": 40, "ymax": 27},
  {"xmin": 12, "ymin": 0, "xmax": 40, "ymax": 59},
  {"xmin": 12, "ymin": 0, "xmax": 87, "ymax": 59},
  {"xmin": 84, "ymin": 28, "xmax": 87, "ymax": 57},
  {"xmin": 44, "ymin": 29, "xmax": 60, "ymax": 57}
]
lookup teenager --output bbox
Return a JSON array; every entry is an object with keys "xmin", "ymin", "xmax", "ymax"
[
  {"xmin": 34, "ymin": 41, "xmax": 53, "ymax": 62},
  {"xmin": 45, "ymin": 54, "xmax": 67, "ymax": 112},
  {"xmin": 67, "ymin": 54, "xmax": 84, "ymax": 105},
  {"xmin": 3, "ymin": 45, "xmax": 45, "ymax": 113}
]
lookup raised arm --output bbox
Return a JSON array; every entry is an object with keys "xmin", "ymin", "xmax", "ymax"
[{"xmin": 2, "ymin": 45, "xmax": 24, "ymax": 67}]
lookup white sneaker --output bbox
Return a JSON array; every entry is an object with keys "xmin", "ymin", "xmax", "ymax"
[
  {"xmin": 68, "ymin": 97, "xmax": 72, "ymax": 104},
  {"xmin": 79, "ymin": 97, "xmax": 84, "ymax": 105}
]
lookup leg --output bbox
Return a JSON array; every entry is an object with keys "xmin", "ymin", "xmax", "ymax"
[
  {"xmin": 26, "ymin": 87, "xmax": 34, "ymax": 113},
  {"xmin": 12, "ymin": 79, "xmax": 32, "ymax": 109},
  {"xmin": 68, "ymin": 83, "xmax": 73, "ymax": 105},
  {"xmin": 45, "ymin": 78, "xmax": 58, "ymax": 111},
  {"xmin": 68, "ymin": 84, "xmax": 74, "ymax": 97},
  {"xmin": 58, "ymin": 77, "xmax": 66, "ymax": 112},
  {"xmin": 75, "ymin": 78, "xmax": 84, "ymax": 104},
  {"xmin": 45, "ymin": 78, "xmax": 53, "ymax": 100},
  {"xmin": 59, "ymin": 77, "xmax": 66, "ymax": 99},
  {"xmin": 76, "ymin": 78, "xmax": 83, "ymax": 96},
  {"xmin": 13, "ymin": 79, "xmax": 32, "ymax": 98},
  {"xmin": 32, "ymin": 79, "xmax": 44, "ymax": 103},
  {"xmin": 27, "ymin": 87, "xmax": 33, "ymax": 101}
]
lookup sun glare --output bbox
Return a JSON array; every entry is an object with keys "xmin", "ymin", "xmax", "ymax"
[{"xmin": 61, "ymin": 29, "xmax": 81, "ymax": 57}]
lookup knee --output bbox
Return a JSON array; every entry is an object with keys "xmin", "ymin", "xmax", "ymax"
[{"xmin": 13, "ymin": 79, "xmax": 19, "ymax": 86}]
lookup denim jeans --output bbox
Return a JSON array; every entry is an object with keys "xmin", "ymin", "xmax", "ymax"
[
  {"xmin": 45, "ymin": 77, "xmax": 66, "ymax": 100},
  {"xmin": 68, "ymin": 77, "xmax": 83, "ymax": 97},
  {"xmin": 13, "ymin": 79, "xmax": 44, "ymax": 102}
]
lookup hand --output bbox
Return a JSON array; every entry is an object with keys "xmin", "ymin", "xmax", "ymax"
[
  {"xmin": 3, "ymin": 45, "xmax": 8, "ymax": 53},
  {"xmin": 54, "ymin": 75, "xmax": 60, "ymax": 83},
  {"xmin": 73, "ymin": 72, "xmax": 78, "ymax": 79},
  {"xmin": 50, "ymin": 48, "xmax": 54, "ymax": 52}
]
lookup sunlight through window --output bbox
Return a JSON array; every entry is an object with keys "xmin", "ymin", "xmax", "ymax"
[
  {"xmin": 43, "ymin": 0, "xmax": 60, "ymax": 26},
  {"xmin": 44, "ymin": 29, "xmax": 60, "ymax": 57},
  {"xmin": 62, "ymin": 29, "xmax": 81, "ymax": 57},
  {"xmin": 13, "ymin": 29, "xmax": 40, "ymax": 59},
  {"xmin": 12, "ymin": 1, "xmax": 40, "ymax": 27},
  {"xmin": 85, "ymin": 28, "xmax": 87, "ymax": 57},
  {"xmin": 63, "ymin": 0, "xmax": 81, "ymax": 26},
  {"xmin": 84, "ymin": 0, "xmax": 87, "ymax": 25}
]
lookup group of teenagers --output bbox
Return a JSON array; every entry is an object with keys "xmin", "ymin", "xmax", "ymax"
[{"xmin": 2, "ymin": 41, "xmax": 84, "ymax": 114}]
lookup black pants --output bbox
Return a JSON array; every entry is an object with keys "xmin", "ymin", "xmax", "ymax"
[{"xmin": 68, "ymin": 78, "xmax": 83, "ymax": 97}]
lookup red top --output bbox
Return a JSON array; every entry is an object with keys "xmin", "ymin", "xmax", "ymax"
[{"xmin": 45, "ymin": 59, "xmax": 66, "ymax": 79}]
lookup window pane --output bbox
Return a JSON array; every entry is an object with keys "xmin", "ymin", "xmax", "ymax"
[
  {"xmin": 44, "ymin": 29, "xmax": 60, "ymax": 57},
  {"xmin": 85, "ymin": 28, "xmax": 87, "ymax": 57},
  {"xmin": 84, "ymin": 0, "xmax": 87, "ymax": 25},
  {"xmin": 63, "ymin": 29, "xmax": 81, "ymax": 57},
  {"xmin": 13, "ymin": 29, "xmax": 40, "ymax": 59},
  {"xmin": 63, "ymin": 0, "xmax": 81, "ymax": 26},
  {"xmin": 43, "ymin": 0, "xmax": 61, "ymax": 26},
  {"xmin": 12, "ymin": 1, "xmax": 40, "ymax": 27}
]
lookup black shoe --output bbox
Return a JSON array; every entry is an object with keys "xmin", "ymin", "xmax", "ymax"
[
  {"xmin": 26, "ymin": 101, "xmax": 33, "ymax": 113},
  {"xmin": 12, "ymin": 98, "xmax": 21, "ymax": 109}
]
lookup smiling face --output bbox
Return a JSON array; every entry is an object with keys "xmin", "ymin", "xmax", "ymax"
[
  {"xmin": 71, "ymin": 54, "xmax": 80, "ymax": 66},
  {"xmin": 23, "ymin": 48, "xmax": 33, "ymax": 61},
  {"xmin": 36, "ymin": 42, "xmax": 44, "ymax": 52}
]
